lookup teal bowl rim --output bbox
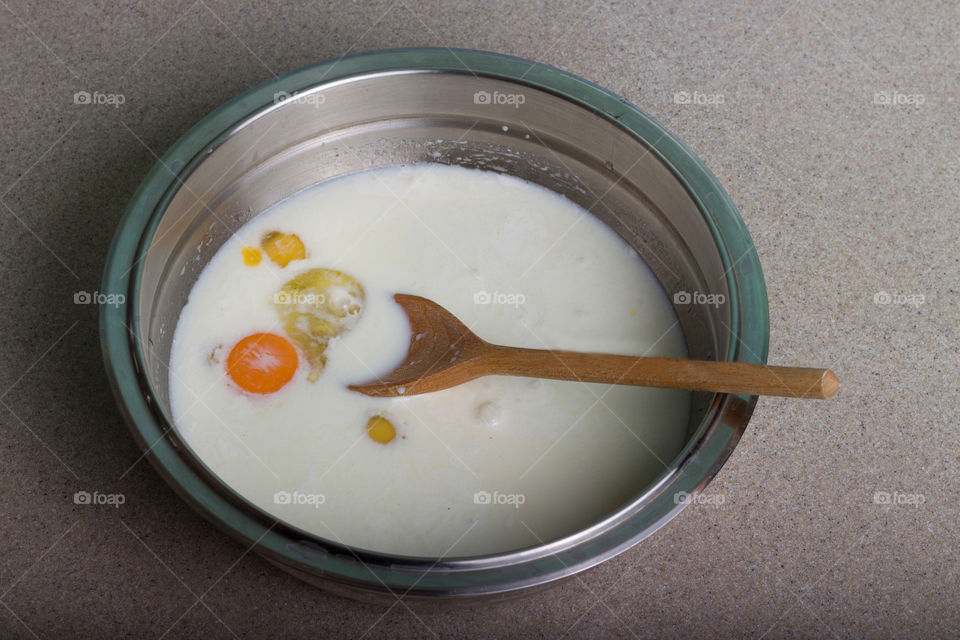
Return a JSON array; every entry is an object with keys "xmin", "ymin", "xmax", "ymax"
[{"xmin": 100, "ymin": 47, "xmax": 769, "ymax": 598}]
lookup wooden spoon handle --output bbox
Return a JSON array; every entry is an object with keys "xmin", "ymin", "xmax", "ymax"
[{"xmin": 482, "ymin": 348, "xmax": 839, "ymax": 399}]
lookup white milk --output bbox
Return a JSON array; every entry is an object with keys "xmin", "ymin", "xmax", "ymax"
[{"xmin": 169, "ymin": 164, "xmax": 690, "ymax": 557}]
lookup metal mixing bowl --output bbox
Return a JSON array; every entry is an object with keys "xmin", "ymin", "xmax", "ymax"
[{"xmin": 100, "ymin": 48, "xmax": 768, "ymax": 604}]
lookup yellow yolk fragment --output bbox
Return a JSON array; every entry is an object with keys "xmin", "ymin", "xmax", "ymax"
[
  {"xmin": 366, "ymin": 416, "xmax": 396, "ymax": 444},
  {"xmin": 274, "ymin": 268, "xmax": 365, "ymax": 381},
  {"xmin": 261, "ymin": 231, "xmax": 306, "ymax": 267},
  {"xmin": 242, "ymin": 246, "xmax": 262, "ymax": 266}
]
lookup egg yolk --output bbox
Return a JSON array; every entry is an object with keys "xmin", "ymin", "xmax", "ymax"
[
  {"xmin": 366, "ymin": 416, "xmax": 396, "ymax": 444},
  {"xmin": 242, "ymin": 246, "xmax": 262, "ymax": 266},
  {"xmin": 274, "ymin": 268, "xmax": 365, "ymax": 382},
  {"xmin": 261, "ymin": 231, "xmax": 306, "ymax": 267},
  {"xmin": 226, "ymin": 333, "xmax": 298, "ymax": 394}
]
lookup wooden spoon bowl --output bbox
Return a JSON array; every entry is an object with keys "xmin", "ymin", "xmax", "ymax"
[{"xmin": 348, "ymin": 294, "xmax": 839, "ymax": 399}]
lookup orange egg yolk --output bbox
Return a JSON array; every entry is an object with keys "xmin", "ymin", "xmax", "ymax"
[{"xmin": 226, "ymin": 333, "xmax": 298, "ymax": 394}]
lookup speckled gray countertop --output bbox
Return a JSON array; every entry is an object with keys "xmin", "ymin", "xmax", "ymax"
[{"xmin": 1, "ymin": 1, "xmax": 957, "ymax": 638}]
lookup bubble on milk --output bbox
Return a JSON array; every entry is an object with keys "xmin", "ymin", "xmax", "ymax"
[
  {"xmin": 475, "ymin": 401, "xmax": 502, "ymax": 427},
  {"xmin": 327, "ymin": 286, "xmax": 359, "ymax": 314}
]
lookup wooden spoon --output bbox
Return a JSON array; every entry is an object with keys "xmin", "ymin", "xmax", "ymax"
[{"xmin": 348, "ymin": 294, "xmax": 839, "ymax": 399}]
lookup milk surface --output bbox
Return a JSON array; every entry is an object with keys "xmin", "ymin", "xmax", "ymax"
[{"xmin": 169, "ymin": 164, "xmax": 690, "ymax": 557}]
